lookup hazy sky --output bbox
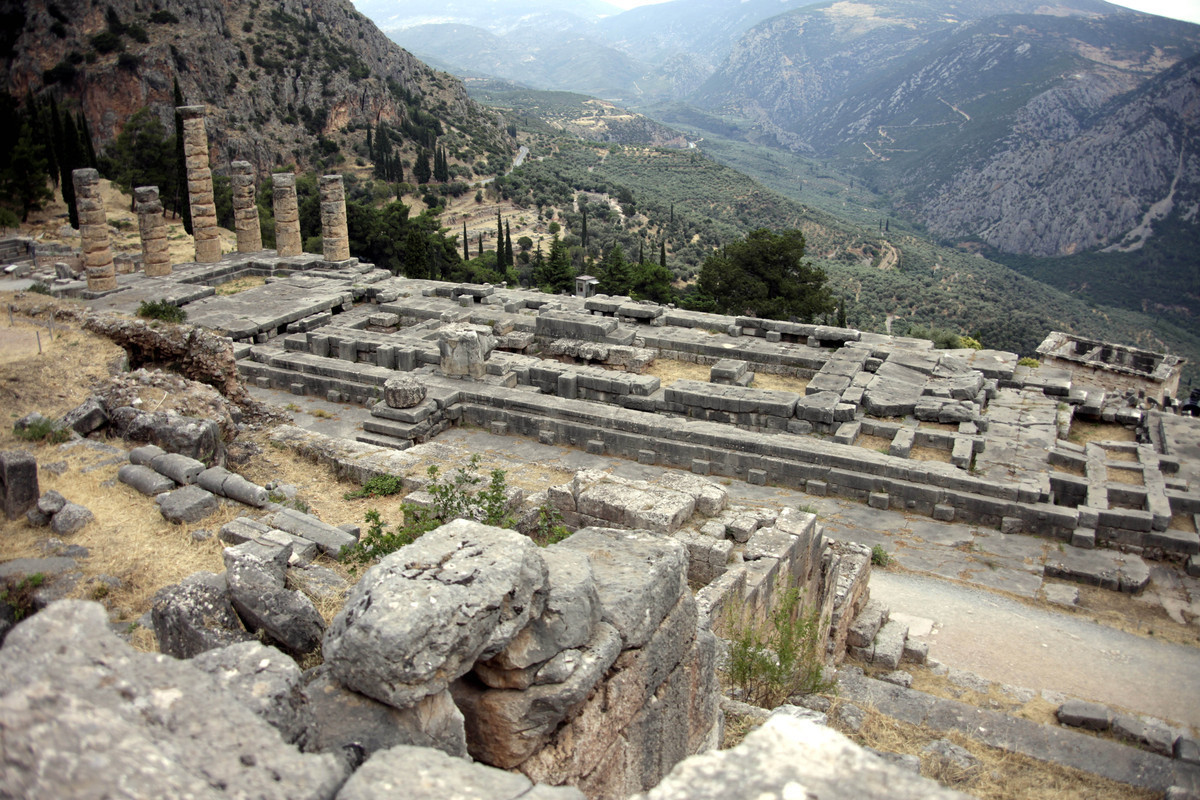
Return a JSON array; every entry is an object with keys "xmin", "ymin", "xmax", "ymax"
[{"xmin": 604, "ymin": 0, "xmax": 1200, "ymax": 25}]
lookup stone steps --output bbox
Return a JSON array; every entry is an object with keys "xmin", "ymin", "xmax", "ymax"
[{"xmin": 845, "ymin": 599, "xmax": 928, "ymax": 670}]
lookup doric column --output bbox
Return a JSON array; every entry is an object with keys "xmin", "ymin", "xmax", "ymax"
[
  {"xmin": 134, "ymin": 186, "xmax": 171, "ymax": 277},
  {"xmin": 319, "ymin": 174, "xmax": 350, "ymax": 262},
  {"xmin": 72, "ymin": 167, "xmax": 116, "ymax": 292},
  {"xmin": 177, "ymin": 105, "xmax": 221, "ymax": 263},
  {"xmin": 230, "ymin": 161, "xmax": 262, "ymax": 254},
  {"xmin": 273, "ymin": 173, "xmax": 302, "ymax": 257}
]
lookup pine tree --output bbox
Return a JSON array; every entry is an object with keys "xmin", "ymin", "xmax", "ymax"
[
  {"xmin": 504, "ymin": 221, "xmax": 514, "ymax": 270},
  {"xmin": 173, "ymin": 79, "xmax": 191, "ymax": 231},
  {"xmin": 463, "ymin": 221, "xmax": 470, "ymax": 261},
  {"xmin": 60, "ymin": 112, "xmax": 81, "ymax": 228},
  {"xmin": 602, "ymin": 244, "xmax": 632, "ymax": 296}
]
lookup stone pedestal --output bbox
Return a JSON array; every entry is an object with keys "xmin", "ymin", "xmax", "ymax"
[
  {"xmin": 72, "ymin": 168, "xmax": 117, "ymax": 292},
  {"xmin": 230, "ymin": 161, "xmax": 262, "ymax": 254},
  {"xmin": 177, "ymin": 105, "xmax": 221, "ymax": 263},
  {"xmin": 319, "ymin": 175, "xmax": 350, "ymax": 263},
  {"xmin": 134, "ymin": 186, "xmax": 172, "ymax": 277},
  {"xmin": 273, "ymin": 173, "xmax": 302, "ymax": 258},
  {"xmin": 438, "ymin": 325, "xmax": 496, "ymax": 381}
]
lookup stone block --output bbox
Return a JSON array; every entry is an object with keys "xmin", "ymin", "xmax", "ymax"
[
  {"xmin": 157, "ymin": 485, "xmax": 219, "ymax": 524},
  {"xmin": 50, "ymin": 502, "xmax": 94, "ymax": 535},
  {"xmin": 1070, "ymin": 528, "xmax": 1096, "ymax": 549},
  {"xmin": 868, "ymin": 492, "xmax": 890, "ymax": 510},
  {"xmin": 118, "ymin": 463, "xmax": 176, "ymax": 496},
  {"xmin": 586, "ymin": 439, "xmax": 605, "ymax": 455},
  {"xmin": 151, "ymin": 571, "xmax": 253, "ymax": 658},
  {"xmin": 748, "ymin": 468, "xmax": 767, "ymax": 486},
  {"xmin": 1057, "ymin": 699, "xmax": 1112, "ymax": 731},
  {"xmin": 847, "ymin": 599, "xmax": 888, "ymax": 649},
  {"xmin": 1, "ymin": 450, "xmax": 39, "ymax": 520},
  {"xmin": 272, "ymin": 508, "xmax": 357, "ymax": 558},
  {"xmin": 638, "ymin": 449, "xmax": 656, "ymax": 465},
  {"xmin": 932, "ymin": 503, "xmax": 955, "ymax": 522},
  {"xmin": 871, "ymin": 619, "xmax": 907, "ymax": 670},
  {"xmin": 691, "ymin": 459, "xmax": 710, "ymax": 475},
  {"xmin": 806, "ymin": 480, "xmax": 828, "ymax": 496}
]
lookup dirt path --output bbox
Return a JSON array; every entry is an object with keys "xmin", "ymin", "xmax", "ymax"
[{"xmin": 871, "ymin": 569, "xmax": 1200, "ymax": 729}]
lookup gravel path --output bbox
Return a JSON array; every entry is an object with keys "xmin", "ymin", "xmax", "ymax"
[{"xmin": 871, "ymin": 569, "xmax": 1200, "ymax": 728}]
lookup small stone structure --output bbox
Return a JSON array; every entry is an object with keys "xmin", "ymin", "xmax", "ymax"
[
  {"xmin": 1037, "ymin": 331, "xmax": 1185, "ymax": 404},
  {"xmin": 72, "ymin": 168, "xmax": 117, "ymax": 292},
  {"xmin": 134, "ymin": 186, "xmax": 171, "ymax": 277},
  {"xmin": 177, "ymin": 105, "xmax": 221, "ymax": 264},
  {"xmin": 319, "ymin": 174, "xmax": 350, "ymax": 263},
  {"xmin": 273, "ymin": 173, "xmax": 303, "ymax": 257},
  {"xmin": 438, "ymin": 324, "xmax": 495, "ymax": 380},
  {"xmin": 230, "ymin": 161, "xmax": 262, "ymax": 254}
]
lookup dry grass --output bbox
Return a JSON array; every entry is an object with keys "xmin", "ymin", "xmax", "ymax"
[
  {"xmin": 749, "ymin": 372, "xmax": 810, "ymax": 393},
  {"xmin": 909, "ymin": 444, "xmax": 951, "ymax": 463},
  {"xmin": 831, "ymin": 698, "xmax": 1158, "ymax": 800},
  {"xmin": 1068, "ymin": 421, "xmax": 1136, "ymax": 446},
  {"xmin": 1103, "ymin": 448, "xmax": 1138, "ymax": 463},
  {"xmin": 1074, "ymin": 585, "xmax": 1200, "ymax": 647},
  {"xmin": 1052, "ymin": 464, "xmax": 1086, "ymax": 478},
  {"xmin": 721, "ymin": 711, "xmax": 760, "ymax": 750},
  {"xmin": 1169, "ymin": 512, "xmax": 1197, "ymax": 533},
  {"xmin": 643, "ymin": 358, "xmax": 711, "ymax": 387},
  {"xmin": 918, "ymin": 421, "xmax": 960, "ymax": 433},
  {"xmin": 214, "ymin": 276, "xmax": 268, "ymax": 296},
  {"xmin": 1106, "ymin": 466, "xmax": 1144, "ymax": 487},
  {"xmin": 854, "ymin": 433, "xmax": 893, "ymax": 453}
]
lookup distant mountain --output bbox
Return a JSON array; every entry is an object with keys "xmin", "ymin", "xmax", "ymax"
[
  {"xmin": 688, "ymin": 0, "xmax": 1200, "ymax": 257},
  {"xmin": 351, "ymin": 0, "xmax": 620, "ymax": 36},
  {"xmin": 2, "ymin": 0, "xmax": 514, "ymax": 173}
]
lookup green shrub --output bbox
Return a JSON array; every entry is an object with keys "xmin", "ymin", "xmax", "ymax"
[
  {"xmin": 14, "ymin": 416, "xmax": 68, "ymax": 444},
  {"xmin": 137, "ymin": 299, "xmax": 187, "ymax": 323},
  {"xmin": 726, "ymin": 588, "xmax": 834, "ymax": 707},
  {"xmin": 0, "ymin": 573, "xmax": 46, "ymax": 621},
  {"xmin": 870, "ymin": 544, "xmax": 890, "ymax": 568},
  {"xmin": 1018, "ymin": 356, "xmax": 1040, "ymax": 368},
  {"xmin": 529, "ymin": 504, "xmax": 571, "ymax": 547},
  {"xmin": 344, "ymin": 473, "xmax": 404, "ymax": 500},
  {"xmin": 341, "ymin": 456, "xmax": 514, "ymax": 566},
  {"xmin": 27, "ymin": 281, "xmax": 53, "ymax": 296}
]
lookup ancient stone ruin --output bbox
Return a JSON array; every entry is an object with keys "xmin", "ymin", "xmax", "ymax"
[{"xmin": 4, "ymin": 142, "xmax": 1200, "ymax": 799}]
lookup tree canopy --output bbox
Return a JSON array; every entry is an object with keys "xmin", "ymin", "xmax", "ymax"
[{"xmin": 695, "ymin": 228, "xmax": 833, "ymax": 321}]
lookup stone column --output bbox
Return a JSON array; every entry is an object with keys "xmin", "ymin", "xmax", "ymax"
[
  {"xmin": 177, "ymin": 105, "xmax": 221, "ymax": 263},
  {"xmin": 319, "ymin": 174, "xmax": 350, "ymax": 263},
  {"xmin": 134, "ymin": 186, "xmax": 172, "ymax": 277},
  {"xmin": 72, "ymin": 168, "xmax": 117, "ymax": 292},
  {"xmin": 230, "ymin": 161, "xmax": 262, "ymax": 254},
  {"xmin": 273, "ymin": 173, "xmax": 302, "ymax": 257}
]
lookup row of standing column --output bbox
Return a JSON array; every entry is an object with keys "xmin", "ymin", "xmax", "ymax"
[{"xmin": 73, "ymin": 105, "xmax": 351, "ymax": 292}]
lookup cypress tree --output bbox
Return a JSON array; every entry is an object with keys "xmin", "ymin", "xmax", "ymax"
[
  {"xmin": 78, "ymin": 111, "xmax": 97, "ymax": 168},
  {"xmin": 60, "ymin": 112, "xmax": 81, "ymax": 228},
  {"xmin": 173, "ymin": 79, "xmax": 191, "ymax": 231},
  {"xmin": 463, "ymin": 221, "xmax": 469, "ymax": 261},
  {"xmin": 581, "ymin": 205, "xmax": 587, "ymax": 247},
  {"xmin": 366, "ymin": 127, "xmax": 373, "ymax": 161},
  {"xmin": 504, "ymin": 221, "xmax": 513, "ymax": 269},
  {"xmin": 495, "ymin": 212, "xmax": 504, "ymax": 267},
  {"xmin": 660, "ymin": 240, "xmax": 666, "ymax": 269},
  {"xmin": 477, "ymin": 233, "xmax": 483, "ymax": 258}
]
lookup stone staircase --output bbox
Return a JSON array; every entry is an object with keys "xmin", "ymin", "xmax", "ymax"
[{"xmin": 846, "ymin": 598, "xmax": 928, "ymax": 671}]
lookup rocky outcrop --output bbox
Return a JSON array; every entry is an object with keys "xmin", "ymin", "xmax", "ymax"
[
  {"xmin": 0, "ymin": 601, "xmax": 345, "ymax": 799},
  {"xmin": 4, "ymin": 0, "xmax": 513, "ymax": 174}
]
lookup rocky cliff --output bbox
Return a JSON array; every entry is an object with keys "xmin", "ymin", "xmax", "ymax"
[{"xmin": 1, "ymin": 0, "xmax": 514, "ymax": 174}]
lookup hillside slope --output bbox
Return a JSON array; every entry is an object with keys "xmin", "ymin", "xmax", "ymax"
[{"xmin": 0, "ymin": 0, "xmax": 513, "ymax": 173}]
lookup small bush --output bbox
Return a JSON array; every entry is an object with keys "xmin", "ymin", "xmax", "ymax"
[
  {"xmin": 344, "ymin": 473, "xmax": 404, "ymax": 500},
  {"xmin": 726, "ymin": 588, "xmax": 834, "ymax": 708},
  {"xmin": 27, "ymin": 281, "xmax": 53, "ymax": 296},
  {"xmin": 1018, "ymin": 356, "xmax": 1040, "ymax": 368},
  {"xmin": 137, "ymin": 299, "xmax": 187, "ymax": 323},
  {"xmin": 529, "ymin": 504, "xmax": 571, "ymax": 547},
  {"xmin": 871, "ymin": 544, "xmax": 890, "ymax": 568},
  {"xmin": 0, "ymin": 573, "xmax": 46, "ymax": 621},
  {"xmin": 90, "ymin": 30, "xmax": 124, "ymax": 54},
  {"xmin": 149, "ymin": 10, "xmax": 179, "ymax": 23},
  {"xmin": 14, "ymin": 416, "xmax": 68, "ymax": 444}
]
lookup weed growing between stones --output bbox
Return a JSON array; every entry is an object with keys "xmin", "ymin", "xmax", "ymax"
[
  {"xmin": 0, "ymin": 573, "xmax": 45, "ymax": 621},
  {"xmin": 13, "ymin": 415, "xmax": 68, "ymax": 444},
  {"xmin": 529, "ymin": 503, "xmax": 571, "ymax": 547},
  {"xmin": 343, "ymin": 473, "xmax": 404, "ymax": 500},
  {"xmin": 136, "ymin": 299, "xmax": 187, "ymax": 323},
  {"xmin": 871, "ymin": 544, "xmax": 891, "ymax": 568},
  {"xmin": 726, "ymin": 588, "xmax": 834, "ymax": 708}
]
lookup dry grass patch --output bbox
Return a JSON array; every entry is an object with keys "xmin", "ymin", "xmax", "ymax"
[
  {"xmin": 1106, "ymin": 466, "xmax": 1144, "ymax": 486},
  {"xmin": 1168, "ymin": 512, "xmax": 1197, "ymax": 533},
  {"xmin": 214, "ymin": 275, "xmax": 268, "ymax": 296},
  {"xmin": 1103, "ymin": 447, "xmax": 1138, "ymax": 463},
  {"xmin": 918, "ymin": 421, "xmax": 959, "ymax": 433},
  {"xmin": 833, "ymin": 699, "xmax": 1157, "ymax": 800},
  {"xmin": 750, "ymin": 372, "xmax": 810, "ymax": 393},
  {"xmin": 1068, "ymin": 421, "xmax": 1136, "ymax": 446},
  {"xmin": 1052, "ymin": 463, "xmax": 1086, "ymax": 478},
  {"xmin": 854, "ymin": 433, "xmax": 893, "ymax": 453},
  {"xmin": 909, "ymin": 444, "xmax": 951, "ymax": 463},
  {"xmin": 1074, "ymin": 584, "xmax": 1200, "ymax": 647},
  {"xmin": 643, "ymin": 358, "xmax": 710, "ymax": 387}
]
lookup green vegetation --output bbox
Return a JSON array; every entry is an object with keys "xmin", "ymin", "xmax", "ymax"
[
  {"xmin": 136, "ymin": 299, "xmax": 187, "ymax": 323},
  {"xmin": 1017, "ymin": 357, "xmax": 1041, "ymax": 368},
  {"xmin": 725, "ymin": 588, "xmax": 834, "ymax": 708},
  {"xmin": 344, "ymin": 473, "xmax": 405, "ymax": 500},
  {"xmin": 27, "ymin": 281, "xmax": 52, "ymax": 296},
  {"xmin": 871, "ymin": 545, "xmax": 890, "ymax": 568},
  {"xmin": 528, "ymin": 504, "xmax": 571, "ymax": 548},
  {"xmin": 1, "ymin": 573, "xmax": 46, "ymax": 622},
  {"xmin": 14, "ymin": 416, "xmax": 68, "ymax": 444},
  {"xmin": 694, "ymin": 228, "xmax": 833, "ymax": 321},
  {"xmin": 341, "ymin": 456, "xmax": 515, "ymax": 566}
]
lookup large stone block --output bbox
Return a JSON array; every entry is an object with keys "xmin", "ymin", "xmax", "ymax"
[
  {"xmin": 151, "ymin": 571, "xmax": 253, "ymax": 658},
  {"xmin": 324, "ymin": 520, "xmax": 549, "ymax": 709},
  {"xmin": 0, "ymin": 450, "xmax": 39, "ymax": 521},
  {"xmin": 0, "ymin": 600, "xmax": 343, "ymax": 799}
]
